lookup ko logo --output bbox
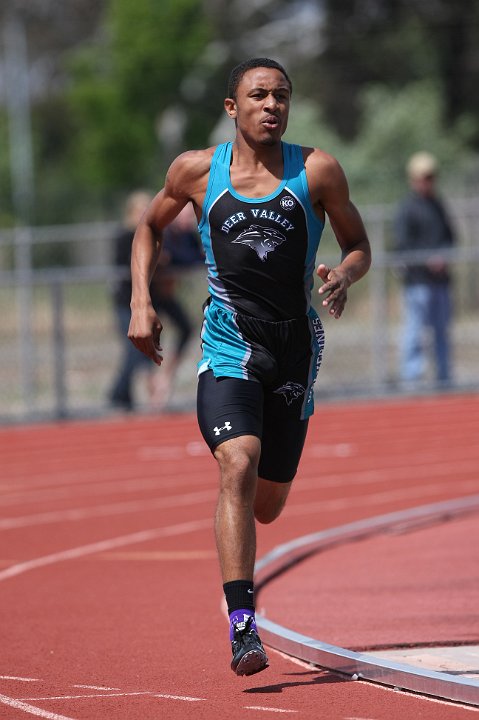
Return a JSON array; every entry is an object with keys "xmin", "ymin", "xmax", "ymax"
[{"xmin": 280, "ymin": 195, "xmax": 296, "ymax": 211}]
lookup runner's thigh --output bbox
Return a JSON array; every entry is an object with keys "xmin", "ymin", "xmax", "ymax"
[
  {"xmin": 258, "ymin": 390, "xmax": 309, "ymax": 483},
  {"xmin": 197, "ymin": 370, "xmax": 263, "ymax": 452}
]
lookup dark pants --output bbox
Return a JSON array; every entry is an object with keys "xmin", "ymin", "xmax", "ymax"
[{"xmin": 109, "ymin": 299, "xmax": 192, "ymax": 409}]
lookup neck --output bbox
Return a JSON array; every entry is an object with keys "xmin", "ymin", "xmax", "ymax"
[{"xmin": 232, "ymin": 135, "xmax": 283, "ymax": 168}]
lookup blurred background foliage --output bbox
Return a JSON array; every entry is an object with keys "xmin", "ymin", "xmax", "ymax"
[{"xmin": 1, "ymin": 0, "xmax": 479, "ymax": 225}]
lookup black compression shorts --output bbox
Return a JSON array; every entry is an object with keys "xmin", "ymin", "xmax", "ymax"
[{"xmin": 197, "ymin": 370, "xmax": 309, "ymax": 483}]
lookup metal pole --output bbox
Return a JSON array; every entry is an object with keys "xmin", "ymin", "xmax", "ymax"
[
  {"xmin": 51, "ymin": 280, "xmax": 68, "ymax": 419},
  {"xmin": 368, "ymin": 213, "xmax": 390, "ymax": 390}
]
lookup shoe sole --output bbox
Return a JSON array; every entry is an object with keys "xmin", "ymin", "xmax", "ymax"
[{"xmin": 233, "ymin": 649, "xmax": 269, "ymax": 677}]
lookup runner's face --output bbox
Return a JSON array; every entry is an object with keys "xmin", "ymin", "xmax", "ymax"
[{"xmin": 226, "ymin": 67, "xmax": 291, "ymax": 145}]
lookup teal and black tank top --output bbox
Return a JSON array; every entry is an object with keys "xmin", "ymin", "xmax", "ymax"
[{"xmin": 198, "ymin": 141, "xmax": 324, "ymax": 321}]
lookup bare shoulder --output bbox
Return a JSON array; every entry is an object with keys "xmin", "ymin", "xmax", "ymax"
[
  {"xmin": 169, "ymin": 147, "xmax": 216, "ymax": 177},
  {"xmin": 302, "ymin": 146, "xmax": 345, "ymax": 184},
  {"xmin": 144, "ymin": 147, "xmax": 217, "ymax": 228},
  {"xmin": 166, "ymin": 147, "xmax": 216, "ymax": 201},
  {"xmin": 301, "ymin": 146, "xmax": 350, "ymax": 208}
]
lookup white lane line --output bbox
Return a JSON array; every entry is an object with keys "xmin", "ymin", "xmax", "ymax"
[
  {"xmin": 99, "ymin": 549, "xmax": 217, "ymax": 561},
  {"xmin": 5, "ymin": 450, "xmax": 476, "ymax": 500},
  {"xmin": 6, "ymin": 472, "xmax": 479, "ymax": 533},
  {"xmin": 0, "ymin": 693, "xmax": 76, "ymax": 720},
  {"xmin": 139, "ymin": 442, "xmax": 209, "ymax": 459},
  {"xmin": 307, "ymin": 443, "xmax": 356, "ymax": 457},
  {"xmin": 244, "ymin": 707, "xmax": 298, "ymax": 714},
  {"xmin": 0, "ymin": 489, "xmax": 216, "ymax": 531},
  {"xmin": 71, "ymin": 685, "xmax": 120, "ymax": 691},
  {"xmin": 0, "ymin": 470, "xmax": 213, "ymax": 506},
  {"xmin": 154, "ymin": 694, "xmax": 205, "ymax": 702},
  {"xmin": 285, "ymin": 478, "xmax": 479, "ymax": 517},
  {"xmin": 297, "ymin": 456, "xmax": 479, "ymax": 490},
  {"xmin": 24, "ymin": 692, "xmax": 152, "ymax": 701},
  {"xmin": 0, "ymin": 676, "xmax": 40, "ymax": 682},
  {"xmin": 0, "ymin": 517, "xmax": 212, "ymax": 583}
]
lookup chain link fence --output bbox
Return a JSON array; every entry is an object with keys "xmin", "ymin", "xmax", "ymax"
[{"xmin": 1, "ymin": 198, "xmax": 478, "ymax": 424}]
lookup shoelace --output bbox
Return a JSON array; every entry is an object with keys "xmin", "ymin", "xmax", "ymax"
[{"xmin": 232, "ymin": 615, "xmax": 255, "ymax": 642}]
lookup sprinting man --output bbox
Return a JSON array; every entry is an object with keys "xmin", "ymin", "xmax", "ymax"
[{"xmin": 128, "ymin": 58, "xmax": 371, "ymax": 676}]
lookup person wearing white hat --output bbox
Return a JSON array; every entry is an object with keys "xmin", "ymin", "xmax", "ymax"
[{"xmin": 393, "ymin": 151, "xmax": 455, "ymax": 387}]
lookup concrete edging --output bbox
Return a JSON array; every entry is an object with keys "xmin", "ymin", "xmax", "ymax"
[{"xmin": 255, "ymin": 495, "xmax": 479, "ymax": 707}]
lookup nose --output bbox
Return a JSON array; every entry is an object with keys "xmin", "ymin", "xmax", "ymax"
[{"xmin": 264, "ymin": 92, "xmax": 278, "ymax": 110}]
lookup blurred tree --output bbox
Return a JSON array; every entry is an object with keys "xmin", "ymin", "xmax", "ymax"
[
  {"xmin": 67, "ymin": 0, "xmax": 211, "ymax": 192},
  {"xmin": 67, "ymin": 0, "xmax": 324, "ymax": 199},
  {"xmin": 317, "ymin": 0, "xmax": 479, "ymax": 145},
  {"xmin": 287, "ymin": 80, "xmax": 475, "ymax": 206},
  {"xmin": 1, "ymin": 0, "xmax": 478, "ymax": 225},
  {"xmin": 0, "ymin": 0, "xmax": 108, "ymax": 223},
  {"xmin": 0, "ymin": 1, "xmax": 107, "ymax": 92}
]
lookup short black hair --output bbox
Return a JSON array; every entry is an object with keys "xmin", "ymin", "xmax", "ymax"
[{"xmin": 227, "ymin": 58, "xmax": 292, "ymax": 99}]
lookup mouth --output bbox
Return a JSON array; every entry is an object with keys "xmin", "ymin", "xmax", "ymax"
[{"xmin": 262, "ymin": 115, "xmax": 280, "ymax": 130}]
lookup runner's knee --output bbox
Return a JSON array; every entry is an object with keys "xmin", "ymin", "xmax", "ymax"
[
  {"xmin": 254, "ymin": 478, "xmax": 291, "ymax": 524},
  {"xmin": 215, "ymin": 436, "xmax": 260, "ymax": 499}
]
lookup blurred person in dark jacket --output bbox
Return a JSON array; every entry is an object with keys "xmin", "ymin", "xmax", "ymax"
[
  {"xmin": 393, "ymin": 152, "xmax": 456, "ymax": 387},
  {"xmin": 109, "ymin": 192, "xmax": 199, "ymax": 411}
]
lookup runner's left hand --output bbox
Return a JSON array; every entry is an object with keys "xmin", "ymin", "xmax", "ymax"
[{"xmin": 317, "ymin": 263, "xmax": 350, "ymax": 319}]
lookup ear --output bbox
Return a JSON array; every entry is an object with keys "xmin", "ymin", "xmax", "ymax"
[{"xmin": 224, "ymin": 97, "xmax": 237, "ymax": 119}]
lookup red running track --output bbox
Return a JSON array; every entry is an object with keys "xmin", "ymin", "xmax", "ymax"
[{"xmin": 1, "ymin": 393, "xmax": 479, "ymax": 719}]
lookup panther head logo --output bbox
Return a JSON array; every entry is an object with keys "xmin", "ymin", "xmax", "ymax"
[
  {"xmin": 274, "ymin": 382, "xmax": 306, "ymax": 405},
  {"xmin": 232, "ymin": 225, "xmax": 286, "ymax": 261}
]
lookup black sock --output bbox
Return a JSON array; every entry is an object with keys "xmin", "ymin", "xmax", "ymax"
[
  {"xmin": 224, "ymin": 580, "xmax": 256, "ymax": 640},
  {"xmin": 223, "ymin": 579, "xmax": 255, "ymax": 614}
]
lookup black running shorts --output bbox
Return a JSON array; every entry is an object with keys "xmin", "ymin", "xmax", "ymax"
[{"xmin": 197, "ymin": 370, "xmax": 309, "ymax": 483}]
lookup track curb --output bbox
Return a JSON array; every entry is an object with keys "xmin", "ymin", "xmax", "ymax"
[{"xmin": 255, "ymin": 494, "xmax": 479, "ymax": 707}]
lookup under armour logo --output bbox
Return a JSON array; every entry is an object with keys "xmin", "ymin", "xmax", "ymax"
[{"xmin": 214, "ymin": 421, "xmax": 232, "ymax": 436}]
